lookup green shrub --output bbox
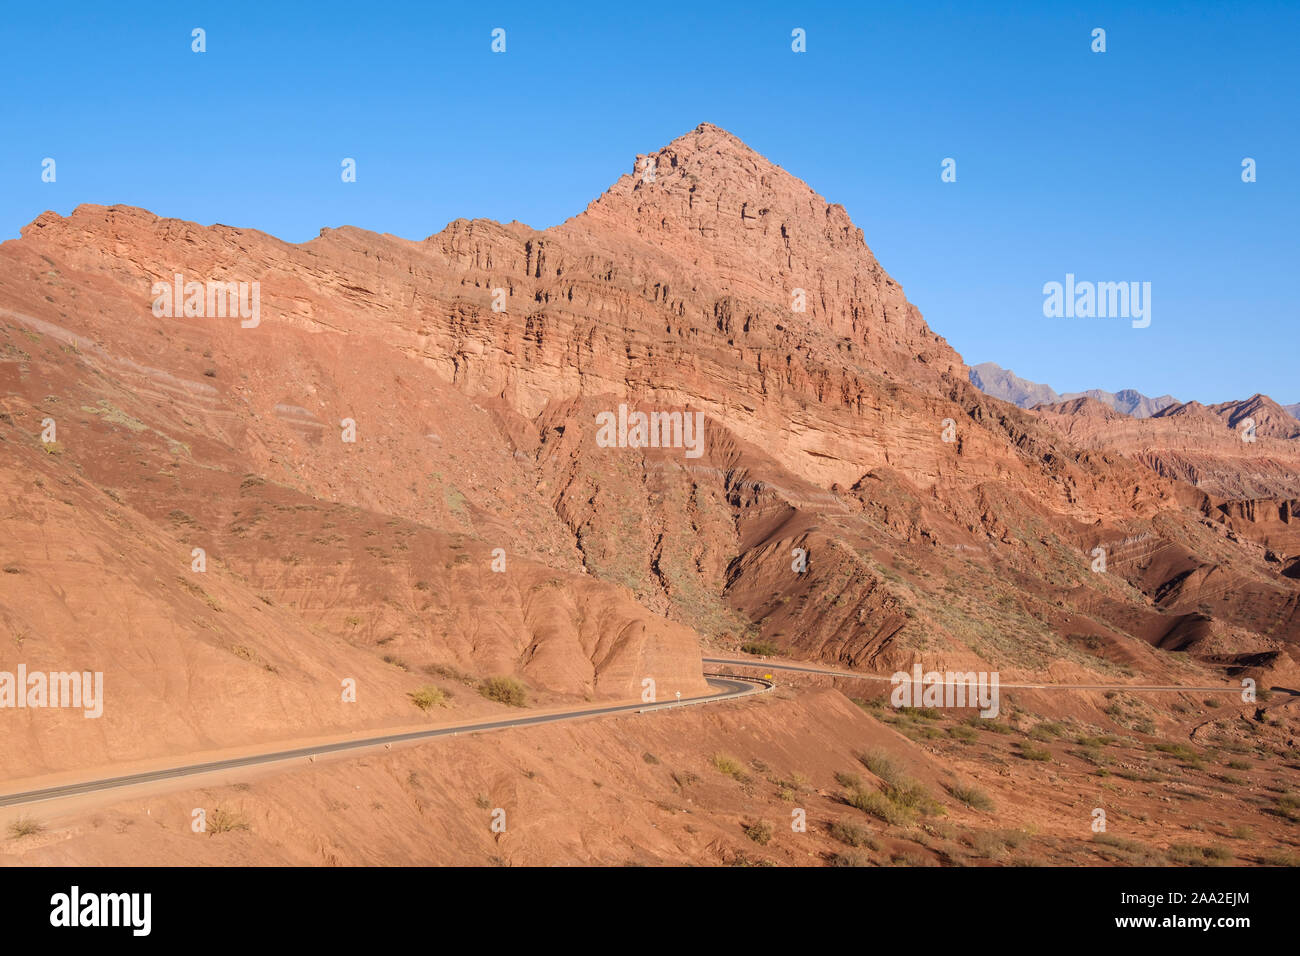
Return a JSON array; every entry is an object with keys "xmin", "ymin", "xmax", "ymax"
[
  {"xmin": 885, "ymin": 779, "xmax": 945, "ymax": 817},
  {"xmin": 1152, "ymin": 742, "xmax": 1201, "ymax": 766},
  {"xmin": 848, "ymin": 787, "xmax": 914, "ymax": 826}
]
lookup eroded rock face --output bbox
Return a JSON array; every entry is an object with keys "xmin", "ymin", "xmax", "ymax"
[{"xmin": 1, "ymin": 123, "xmax": 1297, "ymax": 777}]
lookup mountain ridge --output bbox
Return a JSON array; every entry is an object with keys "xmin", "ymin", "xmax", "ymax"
[{"xmin": 970, "ymin": 360, "xmax": 1297, "ymax": 422}]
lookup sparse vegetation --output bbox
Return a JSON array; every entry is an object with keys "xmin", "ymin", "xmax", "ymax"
[
  {"xmin": 1152, "ymin": 742, "xmax": 1202, "ymax": 767},
  {"xmin": 848, "ymin": 788, "xmax": 913, "ymax": 825},
  {"xmin": 1093, "ymin": 832, "xmax": 1140, "ymax": 851},
  {"xmin": 831, "ymin": 850, "xmax": 872, "ymax": 867},
  {"xmin": 1261, "ymin": 850, "xmax": 1300, "ymax": 866},
  {"xmin": 7, "ymin": 817, "xmax": 44, "ymax": 838},
  {"xmin": 207, "ymin": 808, "xmax": 250, "ymax": 835},
  {"xmin": 829, "ymin": 819, "xmax": 878, "ymax": 849},
  {"xmin": 671, "ymin": 770, "xmax": 700, "ymax": 790},
  {"xmin": 1272, "ymin": 795, "xmax": 1300, "ymax": 822},
  {"xmin": 408, "ymin": 686, "xmax": 449, "ymax": 710},
  {"xmin": 479, "ymin": 676, "xmax": 528, "ymax": 707},
  {"xmin": 947, "ymin": 783, "xmax": 994, "ymax": 811},
  {"xmin": 842, "ymin": 765, "xmax": 943, "ymax": 825},
  {"xmin": 774, "ymin": 771, "xmax": 810, "ymax": 793},
  {"xmin": 424, "ymin": 663, "xmax": 476, "ymax": 686},
  {"xmin": 711, "ymin": 753, "xmax": 749, "ymax": 782},
  {"xmin": 967, "ymin": 828, "xmax": 1030, "ymax": 860},
  {"xmin": 740, "ymin": 640, "xmax": 780, "ymax": 656},
  {"xmin": 1169, "ymin": 844, "xmax": 1233, "ymax": 866},
  {"xmin": 743, "ymin": 820, "xmax": 774, "ymax": 845},
  {"xmin": 858, "ymin": 749, "xmax": 903, "ymax": 785},
  {"xmin": 1028, "ymin": 721, "xmax": 1066, "ymax": 740},
  {"xmin": 1017, "ymin": 742, "xmax": 1052, "ymax": 762}
]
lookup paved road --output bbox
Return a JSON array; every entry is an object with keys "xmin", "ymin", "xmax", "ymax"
[
  {"xmin": 0, "ymin": 675, "xmax": 768, "ymax": 809},
  {"xmin": 704, "ymin": 657, "xmax": 1262, "ymax": 694}
]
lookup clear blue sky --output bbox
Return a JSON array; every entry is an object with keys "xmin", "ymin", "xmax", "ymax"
[{"xmin": 2, "ymin": 1, "xmax": 1296, "ymax": 403}]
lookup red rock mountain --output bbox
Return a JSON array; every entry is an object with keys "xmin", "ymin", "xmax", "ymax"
[{"xmin": 2, "ymin": 122, "xmax": 1297, "ymax": 784}]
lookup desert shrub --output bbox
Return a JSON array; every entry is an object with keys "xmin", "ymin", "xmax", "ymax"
[
  {"xmin": 6, "ymin": 817, "xmax": 43, "ymax": 838},
  {"xmin": 207, "ymin": 808, "xmax": 250, "ymax": 835},
  {"xmin": 1169, "ymin": 843, "xmax": 1233, "ymax": 865},
  {"xmin": 1273, "ymin": 795, "xmax": 1300, "ymax": 822},
  {"xmin": 1152, "ymin": 742, "xmax": 1202, "ymax": 766},
  {"xmin": 858, "ymin": 749, "xmax": 903, "ymax": 785},
  {"xmin": 829, "ymin": 820, "xmax": 878, "ymax": 849},
  {"xmin": 967, "ymin": 714, "xmax": 1013, "ymax": 734},
  {"xmin": 898, "ymin": 706, "xmax": 941, "ymax": 720},
  {"xmin": 847, "ymin": 787, "xmax": 913, "ymax": 826},
  {"xmin": 947, "ymin": 783, "xmax": 994, "ymax": 811},
  {"xmin": 1093, "ymin": 833, "xmax": 1141, "ymax": 852},
  {"xmin": 744, "ymin": 820, "xmax": 774, "ymax": 845},
  {"xmin": 1017, "ymin": 743, "xmax": 1051, "ymax": 762},
  {"xmin": 711, "ymin": 754, "xmax": 749, "ymax": 782},
  {"xmin": 479, "ymin": 676, "xmax": 528, "ymax": 707},
  {"xmin": 408, "ymin": 686, "xmax": 449, "ymax": 710},
  {"xmin": 1261, "ymin": 850, "xmax": 1300, "ymax": 866},
  {"xmin": 1029, "ymin": 721, "xmax": 1066, "ymax": 740},
  {"xmin": 775, "ymin": 771, "xmax": 809, "ymax": 792},
  {"xmin": 885, "ymin": 779, "xmax": 945, "ymax": 817}
]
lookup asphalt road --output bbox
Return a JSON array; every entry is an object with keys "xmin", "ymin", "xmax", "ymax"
[
  {"xmin": 0, "ymin": 674, "xmax": 768, "ymax": 809},
  {"xmin": 704, "ymin": 657, "xmax": 1260, "ymax": 694}
]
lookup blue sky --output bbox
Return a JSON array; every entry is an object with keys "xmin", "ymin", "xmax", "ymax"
[{"xmin": 2, "ymin": 1, "xmax": 1296, "ymax": 403}]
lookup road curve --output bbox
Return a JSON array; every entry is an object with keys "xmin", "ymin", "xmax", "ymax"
[
  {"xmin": 704, "ymin": 657, "xmax": 1263, "ymax": 694},
  {"xmin": 0, "ymin": 674, "xmax": 770, "ymax": 809}
]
